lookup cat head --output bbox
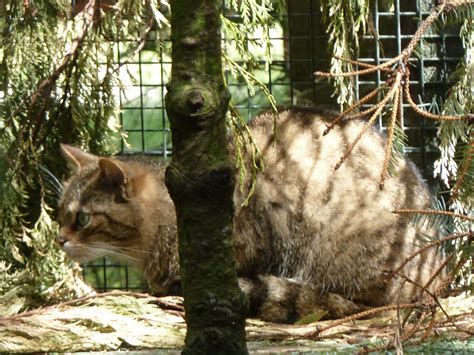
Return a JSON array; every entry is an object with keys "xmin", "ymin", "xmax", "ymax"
[{"xmin": 56, "ymin": 144, "xmax": 148, "ymax": 265}]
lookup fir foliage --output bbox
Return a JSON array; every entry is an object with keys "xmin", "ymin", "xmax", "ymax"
[
  {"xmin": 222, "ymin": 0, "xmax": 284, "ymax": 204},
  {"xmin": 434, "ymin": 16, "xmax": 473, "ymax": 214},
  {"xmin": 432, "ymin": 15, "xmax": 474, "ymax": 292},
  {"xmin": 319, "ymin": 0, "xmax": 370, "ymax": 109},
  {"xmin": 0, "ymin": 0, "xmax": 168, "ymax": 311}
]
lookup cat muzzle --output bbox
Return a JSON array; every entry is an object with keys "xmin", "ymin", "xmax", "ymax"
[{"xmin": 55, "ymin": 234, "xmax": 67, "ymax": 247}]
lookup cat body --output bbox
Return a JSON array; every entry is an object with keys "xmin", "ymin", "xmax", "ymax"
[{"xmin": 57, "ymin": 108, "xmax": 443, "ymax": 322}]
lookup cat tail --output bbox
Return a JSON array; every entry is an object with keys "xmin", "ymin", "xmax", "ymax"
[{"xmin": 238, "ymin": 275, "xmax": 367, "ymax": 323}]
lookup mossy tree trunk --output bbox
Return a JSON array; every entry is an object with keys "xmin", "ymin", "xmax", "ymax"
[{"xmin": 164, "ymin": 0, "xmax": 248, "ymax": 354}]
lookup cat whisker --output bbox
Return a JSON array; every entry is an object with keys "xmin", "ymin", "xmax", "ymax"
[
  {"xmin": 89, "ymin": 242, "xmax": 157, "ymax": 257},
  {"xmin": 115, "ymin": 246, "xmax": 156, "ymax": 256},
  {"xmin": 85, "ymin": 242, "xmax": 142, "ymax": 264},
  {"xmin": 39, "ymin": 164, "xmax": 63, "ymax": 197}
]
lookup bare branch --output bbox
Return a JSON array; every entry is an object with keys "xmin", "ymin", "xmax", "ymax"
[
  {"xmin": 404, "ymin": 75, "xmax": 473, "ymax": 122},
  {"xmin": 380, "ymin": 86, "xmax": 400, "ymax": 189},
  {"xmin": 335, "ymin": 71, "xmax": 402, "ymax": 170},
  {"xmin": 323, "ymin": 86, "xmax": 385, "ymax": 135},
  {"xmin": 333, "ymin": 55, "xmax": 391, "ymax": 72},
  {"xmin": 395, "ymin": 209, "xmax": 474, "ymax": 222},
  {"xmin": 389, "ymin": 231, "xmax": 472, "ymax": 277}
]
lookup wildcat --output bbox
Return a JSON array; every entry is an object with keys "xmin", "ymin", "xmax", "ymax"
[{"xmin": 56, "ymin": 107, "xmax": 443, "ymax": 323}]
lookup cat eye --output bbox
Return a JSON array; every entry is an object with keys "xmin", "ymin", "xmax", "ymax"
[{"xmin": 75, "ymin": 211, "xmax": 91, "ymax": 229}]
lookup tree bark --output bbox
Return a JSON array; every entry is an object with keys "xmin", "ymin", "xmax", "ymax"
[{"xmin": 164, "ymin": 1, "xmax": 248, "ymax": 354}]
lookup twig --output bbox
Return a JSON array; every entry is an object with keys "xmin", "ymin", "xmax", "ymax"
[
  {"xmin": 379, "ymin": 85, "xmax": 400, "ymax": 189},
  {"xmin": 315, "ymin": 53, "xmax": 404, "ymax": 78},
  {"xmin": 343, "ymin": 102, "xmax": 382, "ymax": 120},
  {"xmin": 323, "ymin": 86, "xmax": 384, "ymax": 135},
  {"xmin": 397, "ymin": 254, "xmax": 473, "ymax": 336},
  {"xmin": 394, "ymin": 209, "xmax": 474, "ymax": 222},
  {"xmin": 112, "ymin": 0, "xmax": 155, "ymax": 74},
  {"xmin": 335, "ymin": 71, "xmax": 402, "ymax": 170},
  {"xmin": 304, "ymin": 302, "xmax": 422, "ymax": 339},
  {"xmin": 333, "ymin": 55, "xmax": 391, "ymax": 72},
  {"xmin": 401, "ymin": 5, "xmax": 446, "ymax": 63},
  {"xmin": 358, "ymin": 311, "xmax": 430, "ymax": 354},
  {"xmin": 418, "ymin": 308, "xmax": 437, "ymax": 343},
  {"xmin": 390, "ymin": 232, "xmax": 472, "ymax": 277},
  {"xmin": 404, "ymin": 74, "xmax": 473, "ymax": 122}
]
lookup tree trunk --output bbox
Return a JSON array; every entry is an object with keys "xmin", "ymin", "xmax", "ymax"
[{"xmin": 164, "ymin": 1, "xmax": 248, "ymax": 354}]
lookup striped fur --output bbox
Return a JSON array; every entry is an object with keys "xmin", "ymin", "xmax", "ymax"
[{"xmin": 57, "ymin": 107, "xmax": 444, "ymax": 323}]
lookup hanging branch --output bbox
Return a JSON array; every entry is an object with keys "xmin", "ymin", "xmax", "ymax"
[
  {"xmin": 29, "ymin": 0, "xmax": 97, "ymax": 143},
  {"xmin": 334, "ymin": 71, "xmax": 402, "ymax": 171},
  {"xmin": 112, "ymin": 0, "xmax": 169, "ymax": 74},
  {"xmin": 380, "ymin": 83, "xmax": 401, "ymax": 188},
  {"xmin": 403, "ymin": 66, "xmax": 471, "ymax": 122},
  {"xmin": 449, "ymin": 135, "xmax": 474, "ymax": 203},
  {"xmin": 113, "ymin": 15, "xmax": 155, "ymax": 73},
  {"xmin": 322, "ymin": 86, "xmax": 385, "ymax": 135},
  {"xmin": 315, "ymin": 2, "xmax": 473, "ymax": 187}
]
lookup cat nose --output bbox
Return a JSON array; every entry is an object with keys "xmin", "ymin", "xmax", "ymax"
[{"xmin": 55, "ymin": 234, "xmax": 68, "ymax": 247}]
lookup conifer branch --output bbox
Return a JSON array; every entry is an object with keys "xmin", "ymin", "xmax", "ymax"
[
  {"xmin": 227, "ymin": 102, "xmax": 264, "ymax": 207},
  {"xmin": 380, "ymin": 86, "xmax": 400, "ymax": 189},
  {"xmin": 344, "ymin": 100, "xmax": 387, "ymax": 120},
  {"xmin": 404, "ymin": 70, "xmax": 473, "ymax": 121},
  {"xmin": 394, "ymin": 209, "xmax": 474, "ymax": 222},
  {"xmin": 450, "ymin": 135, "xmax": 474, "ymax": 202},
  {"xmin": 314, "ymin": 53, "xmax": 404, "ymax": 78},
  {"xmin": 113, "ymin": 0, "xmax": 156, "ymax": 73},
  {"xmin": 315, "ymin": 2, "xmax": 472, "ymax": 186},
  {"xmin": 323, "ymin": 86, "xmax": 384, "ymax": 135},
  {"xmin": 333, "ymin": 55, "xmax": 390, "ymax": 72},
  {"xmin": 334, "ymin": 71, "xmax": 402, "ymax": 171},
  {"xmin": 305, "ymin": 302, "xmax": 423, "ymax": 338},
  {"xmin": 29, "ymin": 0, "xmax": 97, "ymax": 143},
  {"xmin": 389, "ymin": 231, "xmax": 472, "ymax": 277}
]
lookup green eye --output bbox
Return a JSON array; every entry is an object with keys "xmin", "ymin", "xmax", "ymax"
[{"xmin": 76, "ymin": 211, "xmax": 91, "ymax": 228}]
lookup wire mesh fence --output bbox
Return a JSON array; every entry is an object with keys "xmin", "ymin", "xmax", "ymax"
[{"xmin": 81, "ymin": 0, "xmax": 465, "ymax": 292}]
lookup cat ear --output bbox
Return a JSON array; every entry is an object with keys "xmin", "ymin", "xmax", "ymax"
[
  {"xmin": 98, "ymin": 158, "xmax": 131, "ymax": 200},
  {"xmin": 98, "ymin": 158, "xmax": 127, "ymax": 186},
  {"xmin": 61, "ymin": 144, "xmax": 98, "ymax": 172}
]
